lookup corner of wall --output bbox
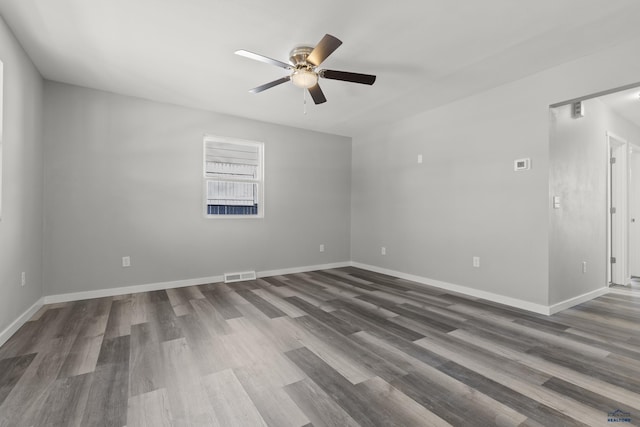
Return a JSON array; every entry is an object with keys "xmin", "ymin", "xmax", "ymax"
[{"xmin": 0, "ymin": 15, "xmax": 46, "ymax": 343}]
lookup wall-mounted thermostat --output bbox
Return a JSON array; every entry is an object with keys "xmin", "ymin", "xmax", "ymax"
[{"xmin": 514, "ymin": 158, "xmax": 531, "ymax": 171}]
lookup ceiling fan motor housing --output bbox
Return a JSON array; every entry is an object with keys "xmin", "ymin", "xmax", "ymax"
[{"xmin": 289, "ymin": 46, "xmax": 314, "ymax": 68}]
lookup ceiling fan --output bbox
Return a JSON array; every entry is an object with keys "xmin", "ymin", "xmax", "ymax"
[{"xmin": 235, "ymin": 34, "xmax": 376, "ymax": 105}]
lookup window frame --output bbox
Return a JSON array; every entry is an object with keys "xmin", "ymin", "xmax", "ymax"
[{"xmin": 203, "ymin": 134, "xmax": 264, "ymax": 219}]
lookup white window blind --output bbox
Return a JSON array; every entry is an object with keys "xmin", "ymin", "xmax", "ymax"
[
  {"xmin": 205, "ymin": 141, "xmax": 259, "ymax": 180},
  {"xmin": 203, "ymin": 136, "xmax": 263, "ymax": 217},
  {"xmin": 206, "ymin": 181, "xmax": 256, "ymax": 206}
]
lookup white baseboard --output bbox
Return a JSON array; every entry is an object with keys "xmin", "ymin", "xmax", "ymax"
[
  {"xmin": 258, "ymin": 261, "xmax": 351, "ymax": 279},
  {"xmin": 1, "ymin": 260, "xmax": 612, "ymax": 348},
  {"xmin": 43, "ymin": 275, "xmax": 225, "ymax": 305},
  {"xmin": 43, "ymin": 261, "xmax": 351, "ymax": 305},
  {"xmin": 547, "ymin": 287, "xmax": 610, "ymax": 314},
  {"xmin": 0, "ymin": 297, "xmax": 44, "ymax": 347},
  {"xmin": 351, "ymin": 262, "xmax": 613, "ymax": 316},
  {"xmin": 350, "ymin": 262, "xmax": 553, "ymax": 315}
]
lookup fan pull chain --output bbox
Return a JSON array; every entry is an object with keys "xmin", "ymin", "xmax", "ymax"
[{"xmin": 303, "ymin": 89, "xmax": 307, "ymax": 115}]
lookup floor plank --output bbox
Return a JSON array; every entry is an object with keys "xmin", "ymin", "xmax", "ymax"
[
  {"xmin": 80, "ymin": 336, "xmax": 130, "ymax": 427},
  {"xmin": 161, "ymin": 338, "xmax": 217, "ymax": 425},
  {"xmin": 202, "ymin": 369, "xmax": 267, "ymax": 427},
  {"xmin": 127, "ymin": 388, "xmax": 174, "ymax": 427},
  {"xmin": 284, "ymin": 378, "xmax": 362, "ymax": 427},
  {"xmin": 32, "ymin": 373, "xmax": 93, "ymax": 427},
  {"xmin": 0, "ymin": 353, "xmax": 36, "ymax": 407}
]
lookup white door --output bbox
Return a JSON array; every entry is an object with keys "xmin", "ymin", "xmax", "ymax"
[{"xmin": 629, "ymin": 145, "xmax": 640, "ymax": 277}]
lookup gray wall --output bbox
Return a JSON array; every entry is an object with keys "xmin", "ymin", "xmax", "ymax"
[
  {"xmin": 351, "ymin": 35, "xmax": 640, "ymax": 306},
  {"xmin": 43, "ymin": 82, "xmax": 351, "ymax": 296},
  {"xmin": 549, "ymin": 99, "xmax": 640, "ymax": 304},
  {"xmin": 351, "ymin": 78, "xmax": 550, "ymax": 305},
  {"xmin": 0, "ymin": 17, "xmax": 44, "ymax": 333}
]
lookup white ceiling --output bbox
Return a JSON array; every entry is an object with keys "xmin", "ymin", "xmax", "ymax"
[{"xmin": 2, "ymin": 0, "xmax": 640, "ymax": 136}]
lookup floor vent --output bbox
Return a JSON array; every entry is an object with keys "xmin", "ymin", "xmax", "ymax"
[{"xmin": 224, "ymin": 271, "xmax": 257, "ymax": 283}]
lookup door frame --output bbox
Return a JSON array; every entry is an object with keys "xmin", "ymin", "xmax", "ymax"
[
  {"xmin": 629, "ymin": 143, "xmax": 640, "ymax": 277},
  {"xmin": 607, "ymin": 131, "xmax": 628, "ymax": 286}
]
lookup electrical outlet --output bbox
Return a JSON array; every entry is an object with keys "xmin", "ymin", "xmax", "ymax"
[
  {"xmin": 21, "ymin": 272, "xmax": 26, "ymax": 287},
  {"xmin": 381, "ymin": 247, "xmax": 386, "ymax": 255},
  {"xmin": 473, "ymin": 256, "xmax": 480, "ymax": 268},
  {"xmin": 122, "ymin": 256, "xmax": 131, "ymax": 267},
  {"xmin": 417, "ymin": 154, "xmax": 423, "ymax": 164},
  {"xmin": 319, "ymin": 244, "xmax": 325, "ymax": 253},
  {"xmin": 582, "ymin": 261, "xmax": 587, "ymax": 273}
]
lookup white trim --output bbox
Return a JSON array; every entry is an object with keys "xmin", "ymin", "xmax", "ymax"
[
  {"xmin": 607, "ymin": 131, "xmax": 629, "ymax": 286},
  {"xmin": 629, "ymin": 144, "xmax": 640, "ymax": 277},
  {"xmin": 548, "ymin": 287, "xmax": 610, "ymax": 315},
  {"xmin": 351, "ymin": 262, "xmax": 614, "ymax": 315},
  {"xmin": 0, "ymin": 297, "xmax": 44, "ymax": 347},
  {"xmin": 258, "ymin": 261, "xmax": 351, "ymax": 278},
  {"xmin": 1, "ymin": 261, "xmax": 615, "ymax": 346},
  {"xmin": 42, "ymin": 261, "xmax": 351, "ymax": 305},
  {"xmin": 351, "ymin": 262, "xmax": 552, "ymax": 315},
  {"xmin": 43, "ymin": 275, "xmax": 225, "ymax": 304}
]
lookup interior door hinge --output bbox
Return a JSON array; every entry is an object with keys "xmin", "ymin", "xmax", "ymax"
[
  {"xmin": 611, "ymin": 207, "xmax": 617, "ymax": 214},
  {"xmin": 611, "ymin": 157, "xmax": 617, "ymax": 164},
  {"xmin": 611, "ymin": 257, "xmax": 617, "ymax": 264}
]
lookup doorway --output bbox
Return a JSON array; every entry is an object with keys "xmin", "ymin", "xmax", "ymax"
[
  {"xmin": 607, "ymin": 132, "xmax": 628, "ymax": 286},
  {"xmin": 550, "ymin": 84, "xmax": 640, "ymax": 296}
]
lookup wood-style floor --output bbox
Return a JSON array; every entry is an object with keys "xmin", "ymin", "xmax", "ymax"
[
  {"xmin": 611, "ymin": 277, "xmax": 640, "ymax": 294},
  {"xmin": 1, "ymin": 267, "xmax": 639, "ymax": 427}
]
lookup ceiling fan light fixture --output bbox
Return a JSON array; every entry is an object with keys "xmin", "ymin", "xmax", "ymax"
[
  {"xmin": 236, "ymin": 34, "xmax": 376, "ymax": 105},
  {"xmin": 291, "ymin": 69, "xmax": 318, "ymax": 89}
]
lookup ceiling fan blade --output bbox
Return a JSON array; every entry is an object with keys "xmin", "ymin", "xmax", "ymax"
[
  {"xmin": 306, "ymin": 34, "xmax": 342, "ymax": 66},
  {"xmin": 249, "ymin": 76, "xmax": 291, "ymax": 94},
  {"xmin": 235, "ymin": 50, "xmax": 292, "ymax": 69},
  {"xmin": 320, "ymin": 69, "xmax": 376, "ymax": 85},
  {"xmin": 308, "ymin": 84, "xmax": 327, "ymax": 104}
]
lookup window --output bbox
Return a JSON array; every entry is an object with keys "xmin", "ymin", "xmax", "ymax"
[{"xmin": 203, "ymin": 135, "xmax": 264, "ymax": 218}]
